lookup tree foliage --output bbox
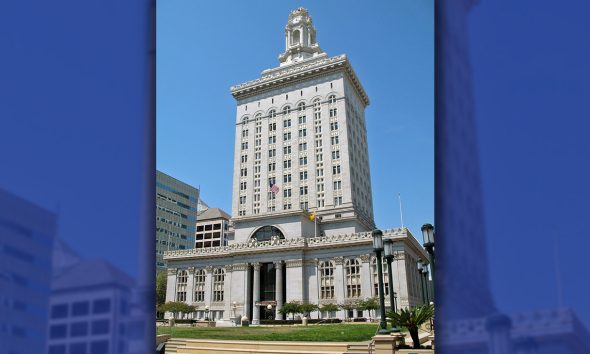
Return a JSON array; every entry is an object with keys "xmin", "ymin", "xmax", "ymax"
[
  {"xmin": 279, "ymin": 301, "xmax": 302, "ymax": 318},
  {"xmin": 386, "ymin": 304, "xmax": 434, "ymax": 349},
  {"xmin": 158, "ymin": 301, "xmax": 196, "ymax": 319},
  {"xmin": 320, "ymin": 303, "xmax": 339, "ymax": 313},
  {"xmin": 156, "ymin": 271, "xmax": 167, "ymax": 307},
  {"xmin": 299, "ymin": 302, "xmax": 319, "ymax": 317}
]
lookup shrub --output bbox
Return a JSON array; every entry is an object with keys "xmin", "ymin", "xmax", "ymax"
[
  {"xmin": 386, "ymin": 304, "xmax": 434, "ymax": 349},
  {"xmin": 352, "ymin": 317, "xmax": 367, "ymax": 322},
  {"xmin": 158, "ymin": 301, "xmax": 196, "ymax": 319}
]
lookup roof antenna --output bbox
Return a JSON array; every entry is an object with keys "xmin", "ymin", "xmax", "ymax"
[{"xmin": 398, "ymin": 193, "xmax": 404, "ymax": 229}]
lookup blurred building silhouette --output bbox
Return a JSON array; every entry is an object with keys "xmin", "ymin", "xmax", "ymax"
[
  {"xmin": 0, "ymin": 188, "xmax": 57, "ymax": 354},
  {"xmin": 48, "ymin": 243, "xmax": 134, "ymax": 354}
]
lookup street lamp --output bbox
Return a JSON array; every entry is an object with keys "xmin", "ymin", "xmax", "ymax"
[
  {"xmin": 421, "ymin": 223, "xmax": 435, "ymax": 299},
  {"xmin": 266, "ymin": 304, "xmax": 273, "ymax": 320},
  {"xmin": 205, "ymin": 305, "xmax": 210, "ymax": 321},
  {"xmin": 422, "ymin": 267, "xmax": 430, "ymax": 304},
  {"xmin": 383, "ymin": 239, "xmax": 397, "ymax": 312},
  {"xmin": 372, "ymin": 229, "xmax": 389, "ymax": 334},
  {"xmin": 417, "ymin": 261, "xmax": 427, "ymax": 305}
]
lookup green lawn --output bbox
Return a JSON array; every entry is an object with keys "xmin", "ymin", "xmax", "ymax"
[{"xmin": 157, "ymin": 323, "xmax": 386, "ymax": 342}]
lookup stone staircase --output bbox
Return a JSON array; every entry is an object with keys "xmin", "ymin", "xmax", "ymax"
[{"xmin": 164, "ymin": 338, "xmax": 361, "ymax": 354}]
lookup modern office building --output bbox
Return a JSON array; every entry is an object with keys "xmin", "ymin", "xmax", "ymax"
[
  {"xmin": 0, "ymin": 188, "xmax": 57, "ymax": 354},
  {"xmin": 164, "ymin": 8, "xmax": 430, "ymax": 325},
  {"xmin": 156, "ymin": 170, "xmax": 199, "ymax": 270},
  {"xmin": 195, "ymin": 208, "xmax": 232, "ymax": 248}
]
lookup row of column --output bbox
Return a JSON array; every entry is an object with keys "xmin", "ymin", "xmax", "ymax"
[{"xmin": 251, "ymin": 261, "xmax": 284, "ymax": 325}]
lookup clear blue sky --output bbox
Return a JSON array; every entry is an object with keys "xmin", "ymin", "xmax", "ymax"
[{"xmin": 157, "ymin": 0, "xmax": 433, "ymax": 237}]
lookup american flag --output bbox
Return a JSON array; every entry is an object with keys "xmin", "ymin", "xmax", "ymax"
[{"xmin": 270, "ymin": 183, "xmax": 279, "ymax": 194}]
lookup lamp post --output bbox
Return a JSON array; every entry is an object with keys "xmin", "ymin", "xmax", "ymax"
[
  {"xmin": 372, "ymin": 229, "xmax": 389, "ymax": 334},
  {"xmin": 232, "ymin": 302, "xmax": 237, "ymax": 325},
  {"xmin": 421, "ymin": 223, "xmax": 435, "ymax": 299},
  {"xmin": 422, "ymin": 268, "xmax": 430, "ymax": 304},
  {"xmin": 383, "ymin": 239, "xmax": 397, "ymax": 312},
  {"xmin": 266, "ymin": 304, "xmax": 273, "ymax": 320},
  {"xmin": 417, "ymin": 261, "xmax": 427, "ymax": 305},
  {"xmin": 205, "ymin": 305, "xmax": 210, "ymax": 321}
]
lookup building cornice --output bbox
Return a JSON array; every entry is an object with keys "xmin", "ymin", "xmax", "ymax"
[
  {"xmin": 163, "ymin": 227, "xmax": 420, "ymax": 261},
  {"xmin": 230, "ymin": 54, "xmax": 369, "ymax": 107}
]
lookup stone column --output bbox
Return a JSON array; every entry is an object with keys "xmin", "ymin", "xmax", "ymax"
[
  {"xmin": 274, "ymin": 261, "xmax": 284, "ymax": 320},
  {"xmin": 223, "ymin": 265, "xmax": 232, "ymax": 320},
  {"xmin": 251, "ymin": 262, "xmax": 261, "ymax": 325},
  {"xmin": 333, "ymin": 257, "xmax": 345, "ymax": 319},
  {"xmin": 165, "ymin": 268, "xmax": 177, "ymax": 319},
  {"xmin": 186, "ymin": 267, "xmax": 195, "ymax": 305},
  {"xmin": 360, "ymin": 254, "xmax": 372, "ymax": 302},
  {"xmin": 204, "ymin": 266, "xmax": 213, "ymax": 307}
]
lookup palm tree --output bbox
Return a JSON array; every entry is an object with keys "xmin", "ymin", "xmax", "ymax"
[{"xmin": 386, "ymin": 304, "xmax": 434, "ymax": 349}]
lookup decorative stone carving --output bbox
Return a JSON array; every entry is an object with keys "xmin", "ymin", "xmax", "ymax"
[
  {"xmin": 285, "ymin": 259, "xmax": 303, "ymax": 268},
  {"xmin": 232, "ymin": 263, "xmax": 248, "ymax": 271},
  {"xmin": 273, "ymin": 261, "xmax": 283, "ymax": 269},
  {"xmin": 360, "ymin": 254, "xmax": 370, "ymax": 263},
  {"xmin": 167, "ymin": 267, "xmax": 177, "ymax": 276},
  {"xmin": 333, "ymin": 256, "xmax": 344, "ymax": 265},
  {"xmin": 252, "ymin": 262, "xmax": 261, "ymax": 270},
  {"xmin": 205, "ymin": 265, "xmax": 213, "ymax": 273},
  {"xmin": 187, "ymin": 266, "xmax": 195, "ymax": 274}
]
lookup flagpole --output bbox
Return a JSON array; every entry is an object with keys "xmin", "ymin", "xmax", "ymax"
[{"xmin": 398, "ymin": 193, "xmax": 404, "ymax": 229}]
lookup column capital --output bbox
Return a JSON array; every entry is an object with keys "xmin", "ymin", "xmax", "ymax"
[
  {"xmin": 205, "ymin": 265, "xmax": 213, "ymax": 273},
  {"xmin": 252, "ymin": 262, "xmax": 262, "ymax": 270},
  {"xmin": 167, "ymin": 267, "xmax": 177, "ymax": 276},
  {"xmin": 232, "ymin": 262, "xmax": 248, "ymax": 271},
  {"xmin": 187, "ymin": 266, "xmax": 195, "ymax": 274},
  {"xmin": 360, "ymin": 254, "xmax": 370, "ymax": 263},
  {"xmin": 273, "ymin": 261, "xmax": 283, "ymax": 269},
  {"xmin": 334, "ymin": 256, "xmax": 344, "ymax": 265},
  {"xmin": 223, "ymin": 265, "xmax": 233, "ymax": 272}
]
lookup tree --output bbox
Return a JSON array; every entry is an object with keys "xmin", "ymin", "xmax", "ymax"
[
  {"xmin": 156, "ymin": 271, "xmax": 167, "ymax": 307},
  {"xmin": 338, "ymin": 299, "xmax": 357, "ymax": 321},
  {"xmin": 279, "ymin": 301, "xmax": 302, "ymax": 319},
  {"xmin": 319, "ymin": 303, "xmax": 339, "ymax": 318},
  {"xmin": 360, "ymin": 297, "xmax": 380, "ymax": 321},
  {"xmin": 299, "ymin": 302, "xmax": 319, "ymax": 318},
  {"xmin": 386, "ymin": 304, "xmax": 434, "ymax": 349},
  {"xmin": 158, "ymin": 301, "xmax": 196, "ymax": 320}
]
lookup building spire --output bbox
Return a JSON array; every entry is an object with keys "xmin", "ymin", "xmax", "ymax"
[{"xmin": 278, "ymin": 8, "xmax": 325, "ymax": 66}]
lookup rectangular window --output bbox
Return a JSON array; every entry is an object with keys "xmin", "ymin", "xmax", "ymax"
[
  {"xmin": 316, "ymin": 139, "xmax": 323, "ymax": 148},
  {"xmin": 283, "ymin": 174, "xmax": 291, "ymax": 183},
  {"xmin": 330, "ymin": 108, "xmax": 337, "ymax": 117},
  {"xmin": 332, "ymin": 165, "xmax": 341, "ymax": 175},
  {"xmin": 268, "ymin": 163, "xmax": 275, "ymax": 172},
  {"xmin": 334, "ymin": 196, "xmax": 343, "ymax": 206},
  {"xmin": 268, "ymin": 122, "xmax": 276, "ymax": 131},
  {"xmin": 283, "ymin": 146, "xmax": 291, "ymax": 154},
  {"xmin": 298, "ymin": 129, "xmax": 307, "ymax": 138},
  {"xmin": 268, "ymin": 177, "xmax": 276, "ymax": 186},
  {"xmin": 283, "ymin": 189, "xmax": 292, "ymax": 197},
  {"xmin": 283, "ymin": 160, "xmax": 292, "ymax": 169},
  {"xmin": 240, "ymin": 181, "xmax": 247, "ymax": 190},
  {"xmin": 299, "ymin": 186, "xmax": 308, "ymax": 195},
  {"xmin": 299, "ymin": 171, "xmax": 308, "ymax": 180},
  {"xmin": 268, "ymin": 136, "xmax": 276, "ymax": 144},
  {"xmin": 315, "ymin": 126, "xmax": 322, "ymax": 133},
  {"xmin": 330, "ymin": 122, "xmax": 339, "ymax": 131},
  {"xmin": 299, "ymin": 156, "xmax": 307, "ymax": 165},
  {"xmin": 283, "ymin": 119, "xmax": 291, "ymax": 128},
  {"xmin": 241, "ymin": 155, "xmax": 248, "ymax": 163},
  {"xmin": 298, "ymin": 116, "xmax": 306, "ymax": 124},
  {"xmin": 317, "ymin": 168, "xmax": 324, "ymax": 177},
  {"xmin": 331, "ymin": 136, "xmax": 339, "ymax": 145},
  {"xmin": 283, "ymin": 203, "xmax": 292, "ymax": 210},
  {"xmin": 316, "ymin": 153, "xmax": 323, "ymax": 161},
  {"xmin": 241, "ymin": 142, "xmax": 248, "ymax": 150},
  {"xmin": 284, "ymin": 132, "xmax": 291, "ymax": 141},
  {"xmin": 333, "ymin": 180, "xmax": 342, "ymax": 190},
  {"xmin": 240, "ymin": 196, "xmax": 246, "ymax": 204},
  {"xmin": 268, "ymin": 149, "xmax": 276, "ymax": 158},
  {"xmin": 298, "ymin": 142, "xmax": 307, "ymax": 151},
  {"xmin": 332, "ymin": 150, "xmax": 340, "ymax": 160},
  {"xmin": 300, "ymin": 201, "xmax": 309, "ymax": 210},
  {"xmin": 317, "ymin": 183, "xmax": 324, "ymax": 192},
  {"xmin": 240, "ymin": 168, "xmax": 248, "ymax": 177}
]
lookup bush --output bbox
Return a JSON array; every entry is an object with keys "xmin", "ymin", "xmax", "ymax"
[
  {"xmin": 259, "ymin": 318, "xmax": 342, "ymax": 325},
  {"xmin": 352, "ymin": 317, "xmax": 367, "ymax": 322}
]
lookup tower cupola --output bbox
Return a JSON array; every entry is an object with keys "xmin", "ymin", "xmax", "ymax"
[{"xmin": 278, "ymin": 8, "xmax": 324, "ymax": 66}]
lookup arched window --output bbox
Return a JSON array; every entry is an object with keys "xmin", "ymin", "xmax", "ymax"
[
  {"xmin": 176, "ymin": 270, "xmax": 188, "ymax": 302},
  {"xmin": 269, "ymin": 109, "xmax": 276, "ymax": 119},
  {"xmin": 372, "ymin": 257, "xmax": 389, "ymax": 297},
  {"xmin": 242, "ymin": 116, "xmax": 248, "ymax": 125},
  {"xmin": 297, "ymin": 102, "xmax": 306, "ymax": 112},
  {"xmin": 345, "ymin": 258, "xmax": 361, "ymax": 298},
  {"xmin": 213, "ymin": 268, "xmax": 225, "ymax": 302},
  {"xmin": 283, "ymin": 106, "xmax": 291, "ymax": 115},
  {"xmin": 194, "ymin": 269, "xmax": 206, "ymax": 302},
  {"xmin": 251, "ymin": 226, "xmax": 285, "ymax": 242},
  {"xmin": 319, "ymin": 261, "xmax": 335, "ymax": 299},
  {"xmin": 255, "ymin": 113, "xmax": 262, "ymax": 124},
  {"xmin": 292, "ymin": 30, "xmax": 301, "ymax": 45},
  {"xmin": 328, "ymin": 95, "xmax": 337, "ymax": 105}
]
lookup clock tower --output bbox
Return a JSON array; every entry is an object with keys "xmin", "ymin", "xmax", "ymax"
[{"xmin": 278, "ymin": 7, "xmax": 325, "ymax": 66}]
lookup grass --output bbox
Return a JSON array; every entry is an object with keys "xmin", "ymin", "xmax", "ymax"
[{"xmin": 157, "ymin": 323, "xmax": 386, "ymax": 342}]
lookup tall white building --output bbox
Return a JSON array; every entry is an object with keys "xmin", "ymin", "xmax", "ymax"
[
  {"xmin": 231, "ymin": 7, "xmax": 374, "ymax": 241},
  {"xmin": 164, "ymin": 7, "xmax": 429, "ymax": 326}
]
